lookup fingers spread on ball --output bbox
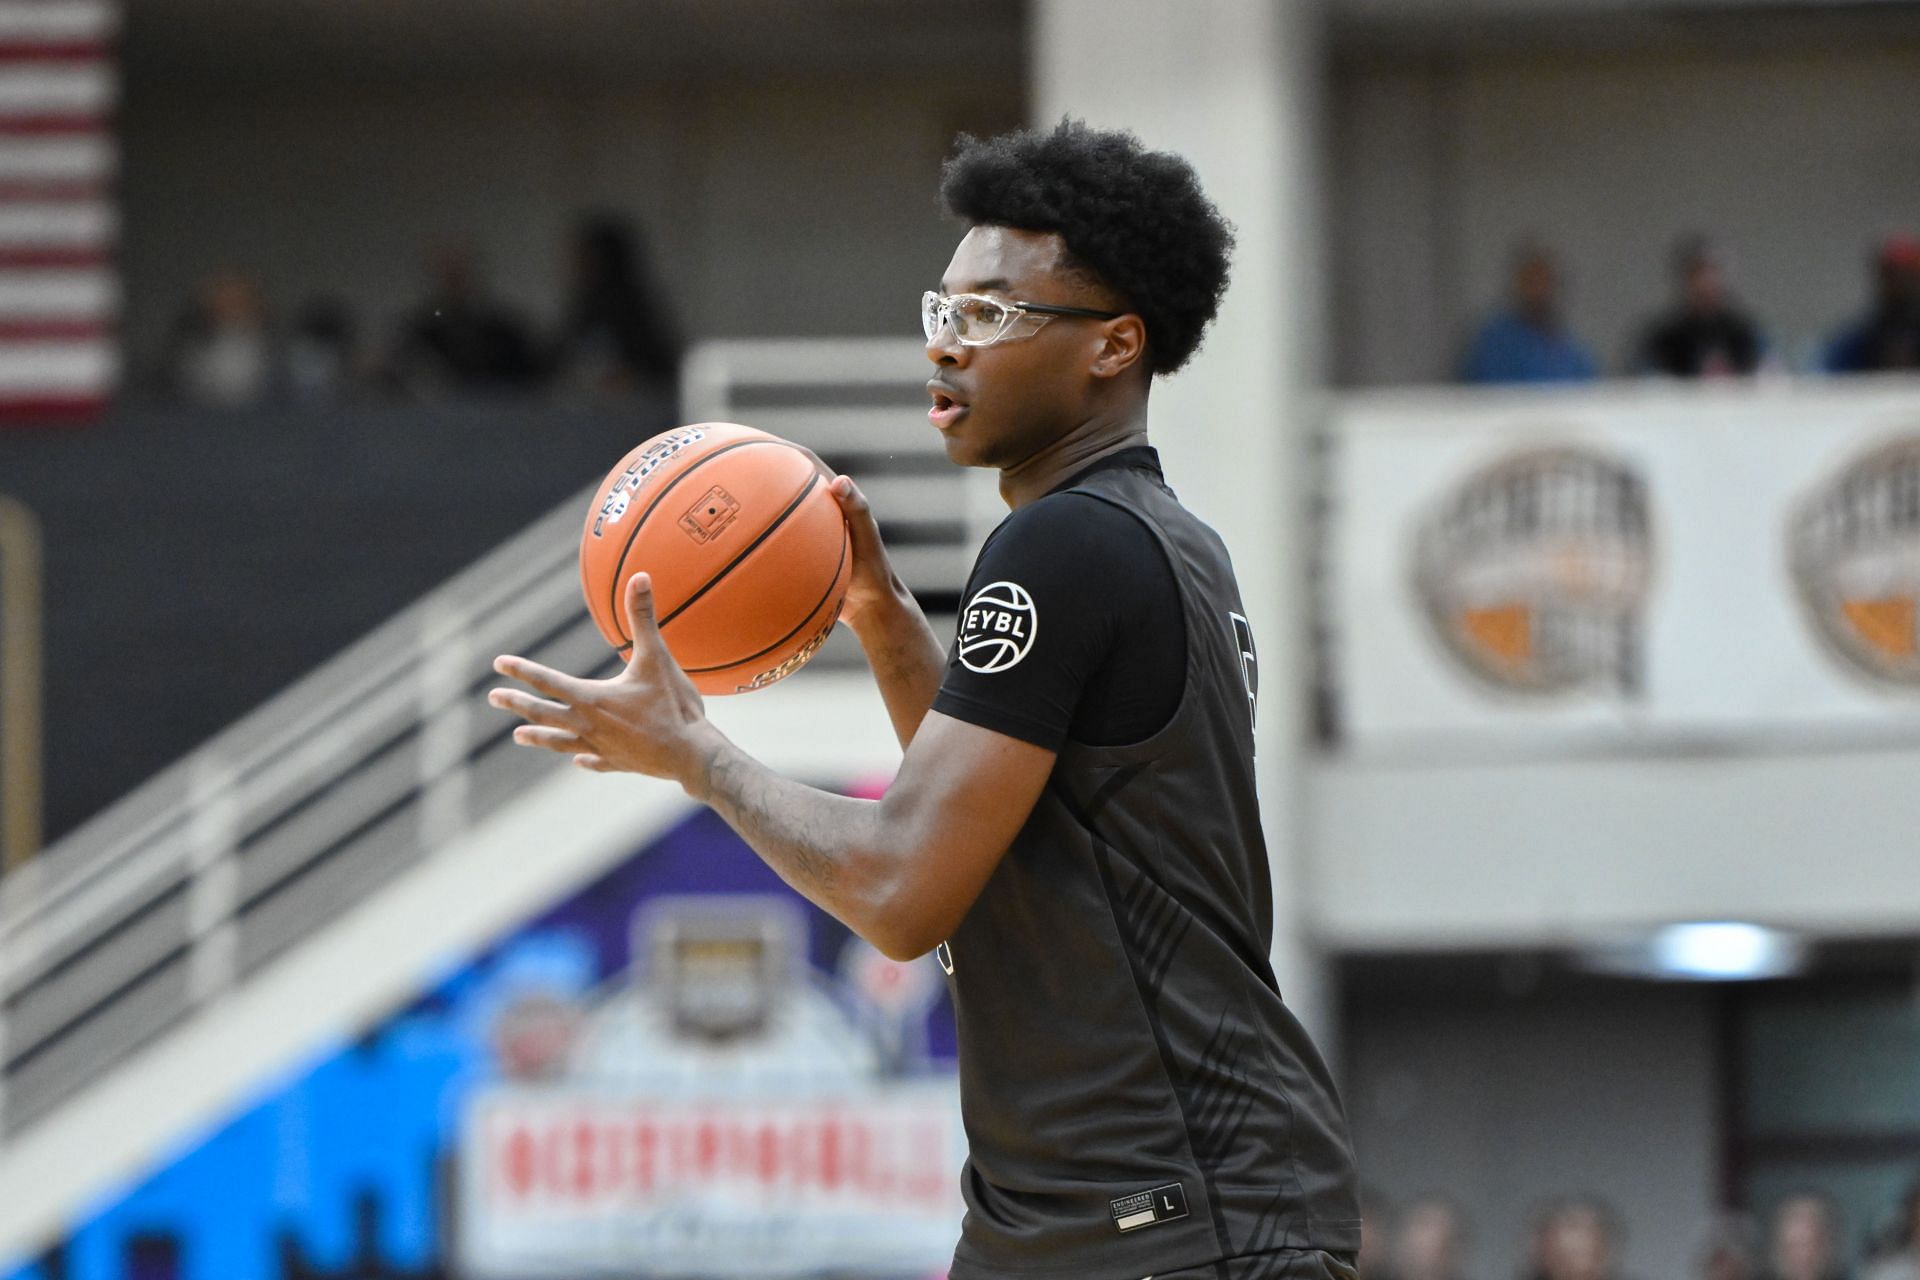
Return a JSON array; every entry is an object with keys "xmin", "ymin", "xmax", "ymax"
[
  {"xmin": 513, "ymin": 725, "xmax": 587, "ymax": 752},
  {"xmin": 488, "ymin": 686, "xmax": 578, "ymax": 729},
  {"xmin": 492, "ymin": 656, "xmax": 587, "ymax": 703},
  {"xmin": 623, "ymin": 573, "xmax": 663, "ymax": 646},
  {"xmin": 830, "ymin": 475, "xmax": 870, "ymax": 515}
]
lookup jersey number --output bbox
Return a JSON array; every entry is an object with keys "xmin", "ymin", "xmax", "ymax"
[{"xmin": 1229, "ymin": 612, "xmax": 1257, "ymax": 736}]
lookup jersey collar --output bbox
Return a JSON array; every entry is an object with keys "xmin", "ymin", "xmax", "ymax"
[{"xmin": 1048, "ymin": 445, "xmax": 1162, "ymax": 496}]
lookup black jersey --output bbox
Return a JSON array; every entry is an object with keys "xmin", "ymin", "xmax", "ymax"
[
  {"xmin": 933, "ymin": 451, "xmax": 1362, "ymax": 1279},
  {"xmin": 933, "ymin": 454, "xmax": 1186, "ymax": 750}
]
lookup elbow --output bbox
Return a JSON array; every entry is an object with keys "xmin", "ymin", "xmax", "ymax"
[
  {"xmin": 859, "ymin": 876, "xmax": 956, "ymax": 964},
  {"xmin": 862, "ymin": 905, "xmax": 947, "ymax": 964},
  {"xmin": 868, "ymin": 930, "xmax": 933, "ymax": 964}
]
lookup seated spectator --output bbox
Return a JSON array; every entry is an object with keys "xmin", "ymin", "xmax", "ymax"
[
  {"xmin": 1527, "ymin": 1197, "xmax": 1626, "ymax": 1280},
  {"xmin": 285, "ymin": 296, "xmax": 360, "ymax": 404},
  {"xmin": 1826, "ymin": 237, "xmax": 1920, "ymax": 374},
  {"xmin": 1765, "ymin": 1193, "xmax": 1848, "ymax": 1280},
  {"xmin": 550, "ymin": 214, "xmax": 682, "ymax": 399},
  {"xmin": 1864, "ymin": 1180, "xmax": 1920, "ymax": 1280},
  {"xmin": 1698, "ymin": 1213, "xmax": 1761, "ymax": 1280},
  {"xmin": 161, "ymin": 271, "xmax": 278, "ymax": 408},
  {"xmin": 384, "ymin": 248, "xmax": 542, "ymax": 396},
  {"xmin": 1462, "ymin": 244, "xmax": 1599, "ymax": 384},
  {"xmin": 1635, "ymin": 236, "xmax": 1765, "ymax": 377},
  {"xmin": 1360, "ymin": 1187, "xmax": 1398, "ymax": 1280},
  {"xmin": 1397, "ymin": 1197, "xmax": 1471, "ymax": 1280}
]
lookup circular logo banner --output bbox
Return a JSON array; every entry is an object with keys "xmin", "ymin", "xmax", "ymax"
[
  {"xmin": 1412, "ymin": 444, "xmax": 1654, "ymax": 695},
  {"xmin": 1789, "ymin": 433, "xmax": 1920, "ymax": 687}
]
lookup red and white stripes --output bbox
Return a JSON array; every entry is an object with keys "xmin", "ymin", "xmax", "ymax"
[{"xmin": 0, "ymin": 1, "xmax": 116, "ymax": 423}]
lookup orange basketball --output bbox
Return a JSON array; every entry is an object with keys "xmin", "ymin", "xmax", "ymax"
[{"xmin": 579, "ymin": 422, "xmax": 851, "ymax": 695}]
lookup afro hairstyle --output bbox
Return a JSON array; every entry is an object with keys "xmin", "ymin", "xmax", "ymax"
[{"xmin": 939, "ymin": 119, "xmax": 1235, "ymax": 376}]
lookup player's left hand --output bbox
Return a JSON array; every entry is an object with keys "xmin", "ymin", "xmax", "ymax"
[{"xmin": 488, "ymin": 572, "xmax": 717, "ymax": 784}]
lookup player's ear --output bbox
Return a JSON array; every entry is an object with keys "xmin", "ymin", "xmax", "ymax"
[{"xmin": 1088, "ymin": 313, "xmax": 1148, "ymax": 381}]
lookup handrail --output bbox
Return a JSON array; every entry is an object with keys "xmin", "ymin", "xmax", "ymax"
[
  {"xmin": 0, "ymin": 495, "xmax": 41, "ymax": 872},
  {"xmin": 0, "ymin": 338, "xmax": 987, "ymax": 1144}
]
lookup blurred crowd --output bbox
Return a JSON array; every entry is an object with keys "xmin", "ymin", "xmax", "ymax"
[
  {"xmin": 152, "ymin": 219, "xmax": 1920, "ymax": 403},
  {"xmin": 1460, "ymin": 235, "xmax": 1920, "ymax": 384},
  {"xmin": 154, "ymin": 213, "xmax": 681, "ymax": 409},
  {"xmin": 1360, "ymin": 1182, "xmax": 1920, "ymax": 1280}
]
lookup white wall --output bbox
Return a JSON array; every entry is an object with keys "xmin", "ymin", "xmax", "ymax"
[
  {"xmin": 1345, "ymin": 981, "xmax": 1720, "ymax": 1280},
  {"xmin": 1308, "ymin": 743, "xmax": 1920, "ymax": 950},
  {"xmin": 1331, "ymin": 42, "xmax": 1920, "ymax": 384},
  {"xmin": 1339, "ymin": 0, "xmax": 1837, "ymax": 14},
  {"xmin": 117, "ymin": 73, "xmax": 1022, "ymax": 375}
]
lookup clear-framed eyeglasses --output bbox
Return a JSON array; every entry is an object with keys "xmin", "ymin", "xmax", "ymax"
[{"xmin": 921, "ymin": 290, "xmax": 1122, "ymax": 347}]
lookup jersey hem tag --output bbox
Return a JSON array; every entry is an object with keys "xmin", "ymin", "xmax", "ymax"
[{"xmin": 1111, "ymin": 1182, "xmax": 1190, "ymax": 1232}]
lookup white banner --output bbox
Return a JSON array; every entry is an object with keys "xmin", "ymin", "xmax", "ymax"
[
  {"xmin": 1328, "ymin": 379, "xmax": 1920, "ymax": 755},
  {"xmin": 459, "ymin": 1085, "xmax": 965, "ymax": 1278}
]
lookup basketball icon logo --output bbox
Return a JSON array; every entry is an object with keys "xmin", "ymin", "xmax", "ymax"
[
  {"xmin": 1789, "ymin": 433, "xmax": 1920, "ymax": 686},
  {"xmin": 958, "ymin": 581, "xmax": 1038, "ymax": 673},
  {"xmin": 1412, "ymin": 444, "xmax": 1652, "ymax": 695}
]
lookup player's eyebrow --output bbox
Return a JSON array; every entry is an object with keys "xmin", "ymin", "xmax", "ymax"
[{"xmin": 939, "ymin": 277, "xmax": 1013, "ymax": 295}]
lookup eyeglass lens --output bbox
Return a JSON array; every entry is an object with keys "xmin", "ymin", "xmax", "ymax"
[{"xmin": 923, "ymin": 293, "xmax": 1014, "ymax": 344}]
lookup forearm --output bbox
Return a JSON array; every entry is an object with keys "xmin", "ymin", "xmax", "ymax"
[
  {"xmin": 687, "ymin": 728, "xmax": 924, "ymax": 957},
  {"xmin": 846, "ymin": 588, "xmax": 947, "ymax": 749}
]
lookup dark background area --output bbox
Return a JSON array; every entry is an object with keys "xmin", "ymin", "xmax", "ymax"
[{"xmin": 0, "ymin": 397, "xmax": 672, "ymax": 841}]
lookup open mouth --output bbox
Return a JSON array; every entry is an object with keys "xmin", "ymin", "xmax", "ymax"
[{"xmin": 928, "ymin": 385, "xmax": 969, "ymax": 429}]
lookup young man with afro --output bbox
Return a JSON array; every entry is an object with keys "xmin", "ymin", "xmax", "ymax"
[{"xmin": 490, "ymin": 120, "xmax": 1363, "ymax": 1280}]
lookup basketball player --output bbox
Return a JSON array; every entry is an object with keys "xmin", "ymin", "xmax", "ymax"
[{"xmin": 490, "ymin": 120, "xmax": 1362, "ymax": 1280}]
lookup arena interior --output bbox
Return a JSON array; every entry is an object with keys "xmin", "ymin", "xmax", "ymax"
[{"xmin": 3, "ymin": 1, "xmax": 1920, "ymax": 1278}]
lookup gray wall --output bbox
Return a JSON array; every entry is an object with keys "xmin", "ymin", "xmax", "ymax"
[
  {"xmin": 1346, "ymin": 980, "xmax": 1720, "ymax": 1280},
  {"xmin": 1330, "ymin": 40, "xmax": 1920, "ymax": 384}
]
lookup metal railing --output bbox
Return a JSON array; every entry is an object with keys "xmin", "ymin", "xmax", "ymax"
[
  {"xmin": 0, "ymin": 496, "xmax": 40, "ymax": 873},
  {"xmin": 0, "ymin": 338, "xmax": 987, "ymax": 1141}
]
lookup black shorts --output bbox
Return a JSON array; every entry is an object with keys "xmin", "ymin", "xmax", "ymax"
[{"xmin": 1148, "ymin": 1247, "xmax": 1361, "ymax": 1280}]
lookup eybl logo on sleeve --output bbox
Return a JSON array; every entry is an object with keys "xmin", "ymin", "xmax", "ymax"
[{"xmin": 958, "ymin": 581, "xmax": 1038, "ymax": 673}]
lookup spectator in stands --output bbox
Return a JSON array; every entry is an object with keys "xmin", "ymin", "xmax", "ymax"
[
  {"xmin": 384, "ymin": 248, "xmax": 542, "ymax": 396},
  {"xmin": 1634, "ymin": 236, "xmax": 1765, "ymax": 377},
  {"xmin": 1360, "ymin": 1188, "xmax": 1398, "ymax": 1280},
  {"xmin": 1765, "ymin": 1194, "xmax": 1848, "ymax": 1280},
  {"xmin": 1461, "ymin": 243, "xmax": 1598, "ymax": 384},
  {"xmin": 1864, "ymin": 1180, "xmax": 1920, "ymax": 1280},
  {"xmin": 161, "ymin": 270, "xmax": 278, "ymax": 407},
  {"xmin": 550, "ymin": 214, "xmax": 682, "ymax": 399},
  {"xmin": 1528, "ymin": 1197, "xmax": 1626, "ymax": 1280},
  {"xmin": 1826, "ymin": 237, "xmax": 1920, "ymax": 374},
  {"xmin": 285, "ymin": 297, "xmax": 360, "ymax": 404},
  {"xmin": 1698, "ymin": 1213, "xmax": 1761, "ymax": 1280},
  {"xmin": 1397, "ymin": 1197, "xmax": 1471, "ymax": 1280}
]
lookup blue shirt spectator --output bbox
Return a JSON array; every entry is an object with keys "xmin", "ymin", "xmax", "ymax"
[
  {"xmin": 1461, "ymin": 244, "xmax": 1599, "ymax": 384},
  {"xmin": 1825, "ymin": 236, "xmax": 1920, "ymax": 374}
]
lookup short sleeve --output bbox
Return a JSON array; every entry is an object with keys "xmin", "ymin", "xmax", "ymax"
[{"xmin": 932, "ymin": 493, "xmax": 1150, "ymax": 751}]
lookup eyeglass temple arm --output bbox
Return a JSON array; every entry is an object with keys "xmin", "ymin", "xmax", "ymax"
[{"xmin": 1016, "ymin": 301, "xmax": 1123, "ymax": 321}]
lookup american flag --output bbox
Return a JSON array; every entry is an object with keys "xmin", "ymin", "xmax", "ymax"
[{"xmin": 0, "ymin": 0, "xmax": 116, "ymax": 424}]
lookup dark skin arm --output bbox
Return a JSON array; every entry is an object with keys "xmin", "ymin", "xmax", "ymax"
[
  {"xmin": 690, "ymin": 706, "xmax": 1051, "ymax": 959},
  {"xmin": 489, "ymin": 540, "xmax": 1053, "ymax": 961}
]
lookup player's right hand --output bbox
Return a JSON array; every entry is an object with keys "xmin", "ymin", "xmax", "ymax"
[
  {"xmin": 490, "ymin": 571, "xmax": 717, "ymax": 786},
  {"xmin": 828, "ymin": 475, "xmax": 913, "ymax": 631}
]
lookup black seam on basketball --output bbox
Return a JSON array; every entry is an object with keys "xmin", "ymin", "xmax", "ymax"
[
  {"xmin": 683, "ymin": 525, "xmax": 848, "ymax": 674},
  {"xmin": 606, "ymin": 439, "xmax": 769, "ymax": 644},
  {"xmin": 657, "ymin": 470, "xmax": 821, "ymax": 631}
]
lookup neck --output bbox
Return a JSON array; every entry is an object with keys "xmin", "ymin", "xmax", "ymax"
[{"xmin": 997, "ymin": 400, "xmax": 1150, "ymax": 509}]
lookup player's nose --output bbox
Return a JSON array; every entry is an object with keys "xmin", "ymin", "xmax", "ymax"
[{"xmin": 924, "ymin": 318, "xmax": 969, "ymax": 366}]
